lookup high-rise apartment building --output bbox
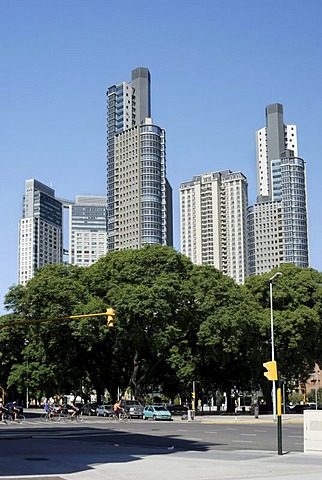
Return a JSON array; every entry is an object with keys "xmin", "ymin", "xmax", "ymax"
[
  {"xmin": 18, "ymin": 179, "xmax": 63, "ymax": 285},
  {"xmin": 247, "ymin": 103, "xmax": 309, "ymax": 275},
  {"xmin": 106, "ymin": 67, "xmax": 173, "ymax": 251},
  {"xmin": 68, "ymin": 195, "xmax": 107, "ymax": 266},
  {"xmin": 180, "ymin": 170, "xmax": 248, "ymax": 285}
]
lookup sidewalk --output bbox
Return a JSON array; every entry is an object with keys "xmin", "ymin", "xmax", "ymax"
[{"xmin": 1, "ymin": 441, "xmax": 321, "ymax": 480}]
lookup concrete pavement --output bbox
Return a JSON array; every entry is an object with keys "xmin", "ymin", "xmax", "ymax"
[
  {"xmin": 0, "ymin": 442, "xmax": 321, "ymax": 480},
  {"xmin": 1, "ymin": 411, "xmax": 318, "ymax": 480}
]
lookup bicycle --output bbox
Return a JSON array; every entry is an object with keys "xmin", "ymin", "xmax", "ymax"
[
  {"xmin": 14, "ymin": 413, "xmax": 26, "ymax": 424},
  {"xmin": 63, "ymin": 411, "xmax": 83, "ymax": 423},
  {"xmin": 113, "ymin": 411, "xmax": 131, "ymax": 422},
  {"xmin": 40, "ymin": 411, "xmax": 61, "ymax": 422},
  {"xmin": 2, "ymin": 412, "xmax": 13, "ymax": 424}
]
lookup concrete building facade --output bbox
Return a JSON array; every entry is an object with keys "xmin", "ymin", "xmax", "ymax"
[
  {"xmin": 247, "ymin": 103, "xmax": 309, "ymax": 275},
  {"xmin": 68, "ymin": 195, "xmax": 107, "ymax": 266},
  {"xmin": 106, "ymin": 67, "xmax": 172, "ymax": 251},
  {"xmin": 180, "ymin": 170, "xmax": 248, "ymax": 285}
]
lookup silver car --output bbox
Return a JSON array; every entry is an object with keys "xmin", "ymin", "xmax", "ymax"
[{"xmin": 96, "ymin": 404, "xmax": 114, "ymax": 417}]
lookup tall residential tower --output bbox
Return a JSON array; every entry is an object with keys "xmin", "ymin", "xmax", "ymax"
[
  {"xmin": 180, "ymin": 170, "xmax": 248, "ymax": 285},
  {"xmin": 18, "ymin": 179, "xmax": 63, "ymax": 285},
  {"xmin": 106, "ymin": 67, "xmax": 172, "ymax": 251},
  {"xmin": 247, "ymin": 103, "xmax": 309, "ymax": 275},
  {"xmin": 68, "ymin": 195, "xmax": 107, "ymax": 266}
]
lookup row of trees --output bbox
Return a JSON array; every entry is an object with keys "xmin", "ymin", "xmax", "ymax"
[{"xmin": 1, "ymin": 245, "xmax": 322, "ymax": 408}]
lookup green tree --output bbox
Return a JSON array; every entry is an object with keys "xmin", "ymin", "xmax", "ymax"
[
  {"xmin": 84, "ymin": 245, "xmax": 195, "ymax": 401},
  {"xmin": 243, "ymin": 265, "xmax": 322, "ymax": 386}
]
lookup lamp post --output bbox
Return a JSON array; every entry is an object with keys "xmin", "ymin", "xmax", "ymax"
[
  {"xmin": 24, "ymin": 339, "xmax": 29, "ymax": 409},
  {"xmin": 269, "ymin": 272, "xmax": 282, "ymax": 421}
]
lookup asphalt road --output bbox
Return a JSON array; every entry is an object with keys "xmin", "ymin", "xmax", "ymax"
[
  {"xmin": 1, "ymin": 413, "xmax": 319, "ymax": 480},
  {"xmin": 0, "ymin": 413, "xmax": 304, "ymax": 452}
]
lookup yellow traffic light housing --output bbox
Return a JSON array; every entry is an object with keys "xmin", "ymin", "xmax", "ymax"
[
  {"xmin": 105, "ymin": 308, "xmax": 115, "ymax": 328},
  {"xmin": 263, "ymin": 360, "xmax": 278, "ymax": 381}
]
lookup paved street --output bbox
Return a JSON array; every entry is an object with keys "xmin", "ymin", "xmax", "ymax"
[{"xmin": 1, "ymin": 411, "xmax": 321, "ymax": 480}]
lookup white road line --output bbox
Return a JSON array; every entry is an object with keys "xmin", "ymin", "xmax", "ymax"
[
  {"xmin": 232, "ymin": 440, "xmax": 253, "ymax": 443},
  {"xmin": 240, "ymin": 433, "xmax": 257, "ymax": 436}
]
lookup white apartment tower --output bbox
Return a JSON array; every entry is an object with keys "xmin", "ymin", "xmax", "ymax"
[
  {"xmin": 247, "ymin": 103, "xmax": 309, "ymax": 275},
  {"xmin": 180, "ymin": 170, "xmax": 248, "ymax": 285},
  {"xmin": 68, "ymin": 195, "xmax": 107, "ymax": 266},
  {"xmin": 106, "ymin": 67, "xmax": 173, "ymax": 251},
  {"xmin": 18, "ymin": 179, "xmax": 63, "ymax": 285}
]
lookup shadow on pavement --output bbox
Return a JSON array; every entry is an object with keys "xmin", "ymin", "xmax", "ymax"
[{"xmin": 0, "ymin": 423, "xmax": 224, "ymax": 477}]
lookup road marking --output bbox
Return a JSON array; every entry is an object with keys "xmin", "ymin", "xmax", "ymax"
[
  {"xmin": 232, "ymin": 439, "xmax": 253, "ymax": 443},
  {"xmin": 240, "ymin": 433, "xmax": 257, "ymax": 436},
  {"xmin": 288, "ymin": 435, "xmax": 302, "ymax": 438}
]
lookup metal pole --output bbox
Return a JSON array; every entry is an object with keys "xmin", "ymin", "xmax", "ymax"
[
  {"xmin": 269, "ymin": 280, "xmax": 277, "ymax": 421},
  {"xmin": 269, "ymin": 272, "xmax": 282, "ymax": 421},
  {"xmin": 277, "ymin": 383, "xmax": 283, "ymax": 455},
  {"xmin": 192, "ymin": 381, "xmax": 196, "ymax": 414}
]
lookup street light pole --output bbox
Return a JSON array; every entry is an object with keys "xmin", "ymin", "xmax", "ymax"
[
  {"xmin": 24, "ymin": 339, "xmax": 29, "ymax": 409},
  {"xmin": 269, "ymin": 272, "xmax": 282, "ymax": 421}
]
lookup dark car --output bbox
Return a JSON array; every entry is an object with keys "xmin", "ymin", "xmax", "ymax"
[
  {"xmin": 81, "ymin": 402, "xmax": 98, "ymax": 416},
  {"xmin": 167, "ymin": 404, "xmax": 188, "ymax": 415},
  {"xmin": 286, "ymin": 403, "xmax": 305, "ymax": 414},
  {"xmin": 120, "ymin": 400, "xmax": 144, "ymax": 418}
]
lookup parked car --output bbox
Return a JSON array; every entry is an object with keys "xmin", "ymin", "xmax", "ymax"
[
  {"xmin": 81, "ymin": 402, "xmax": 98, "ymax": 416},
  {"xmin": 286, "ymin": 403, "xmax": 305, "ymax": 414},
  {"xmin": 120, "ymin": 400, "xmax": 144, "ymax": 418},
  {"xmin": 96, "ymin": 404, "xmax": 114, "ymax": 417},
  {"xmin": 143, "ymin": 405, "xmax": 172, "ymax": 421},
  {"xmin": 303, "ymin": 403, "xmax": 322, "ymax": 410},
  {"xmin": 167, "ymin": 404, "xmax": 188, "ymax": 415}
]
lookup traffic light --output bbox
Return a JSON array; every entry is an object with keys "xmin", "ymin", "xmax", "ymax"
[
  {"xmin": 105, "ymin": 308, "xmax": 115, "ymax": 328},
  {"xmin": 263, "ymin": 360, "xmax": 278, "ymax": 381}
]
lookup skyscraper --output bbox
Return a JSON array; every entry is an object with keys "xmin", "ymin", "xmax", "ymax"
[
  {"xmin": 247, "ymin": 103, "xmax": 309, "ymax": 275},
  {"xmin": 106, "ymin": 67, "xmax": 172, "ymax": 251},
  {"xmin": 180, "ymin": 170, "xmax": 248, "ymax": 285},
  {"xmin": 18, "ymin": 179, "xmax": 63, "ymax": 285},
  {"xmin": 68, "ymin": 195, "xmax": 107, "ymax": 266}
]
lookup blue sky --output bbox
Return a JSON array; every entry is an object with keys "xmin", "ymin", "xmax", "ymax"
[{"xmin": 1, "ymin": 0, "xmax": 322, "ymax": 313}]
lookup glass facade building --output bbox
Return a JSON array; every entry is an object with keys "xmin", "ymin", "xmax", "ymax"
[
  {"xmin": 18, "ymin": 179, "xmax": 63, "ymax": 285},
  {"xmin": 106, "ymin": 68, "xmax": 172, "ymax": 251},
  {"xmin": 247, "ymin": 104, "xmax": 309, "ymax": 275},
  {"xmin": 68, "ymin": 196, "xmax": 107, "ymax": 266}
]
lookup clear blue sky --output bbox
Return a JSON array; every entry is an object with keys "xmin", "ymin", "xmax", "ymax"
[{"xmin": 1, "ymin": 0, "xmax": 322, "ymax": 313}]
